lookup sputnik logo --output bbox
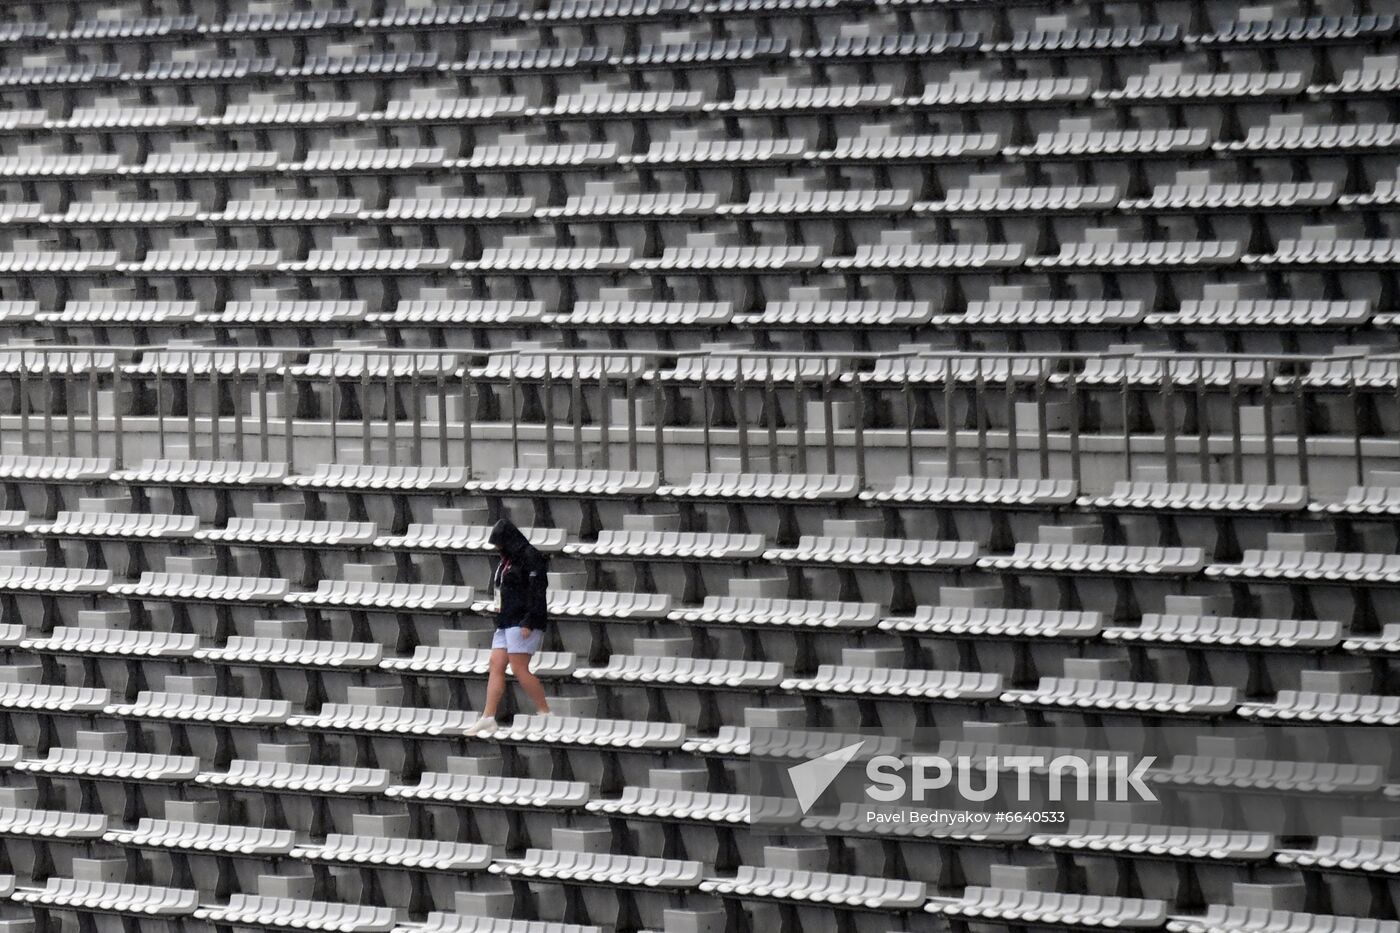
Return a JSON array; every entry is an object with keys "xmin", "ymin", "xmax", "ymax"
[{"xmin": 786, "ymin": 741, "xmax": 867, "ymax": 813}]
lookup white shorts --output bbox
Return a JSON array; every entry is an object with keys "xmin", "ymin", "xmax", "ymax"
[{"xmin": 492, "ymin": 626, "xmax": 544, "ymax": 655}]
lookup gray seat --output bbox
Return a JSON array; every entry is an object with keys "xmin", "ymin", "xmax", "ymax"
[
  {"xmin": 20, "ymin": 627, "xmax": 200, "ymax": 658},
  {"xmin": 575, "ymin": 656, "xmax": 784, "ymax": 689},
  {"xmin": 287, "ymin": 581, "xmax": 475, "ymax": 612},
  {"xmin": 1152, "ymin": 756, "xmax": 1381, "ymax": 794},
  {"xmin": 387, "ymin": 773, "xmax": 590, "ymax": 808},
  {"xmin": 285, "ymin": 464, "xmax": 468, "ymax": 491},
  {"xmin": 1000, "ymin": 677, "xmax": 1238, "ymax": 714},
  {"xmin": 106, "ymin": 691, "xmax": 291, "ymax": 726},
  {"xmin": 881, "ymin": 606, "xmax": 1103, "ymax": 639},
  {"xmin": 1081, "ymin": 482, "xmax": 1308, "ymax": 513},
  {"xmin": 470, "ymin": 468, "xmax": 658, "ymax": 497},
  {"xmin": 586, "ymin": 785, "xmax": 798, "ymax": 823},
  {"xmin": 17, "ymin": 748, "xmax": 199, "ymax": 782},
  {"xmin": 194, "ymin": 636, "xmax": 383, "ymax": 669},
  {"xmin": 927, "ymin": 887, "xmax": 1167, "ymax": 928},
  {"xmin": 672, "ymin": 596, "xmax": 877, "ymax": 630},
  {"xmin": 26, "ymin": 511, "xmax": 199, "ymax": 539},
  {"xmin": 111, "ymin": 459, "xmax": 289, "ymax": 486},
  {"xmin": 109, "ymin": 572, "xmax": 290, "ymax": 603},
  {"xmin": 951, "ymin": 297, "xmax": 1143, "ymax": 327},
  {"xmin": 381, "ymin": 647, "xmax": 575, "ymax": 678},
  {"xmin": 1030, "ymin": 820, "xmax": 1274, "ymax": 862},
  {"xmin": 0, "ymin": 683, "xmax": 109, "ymax": 712},
  {"xmin": 982, "ymin": 543, "xmax": 1206, "ymax": 575},
  {"xmin": 1105, "ymin": 615, "xmax": 1341, "ymax": 649},
  {"xmin": 1166, "ymin": 906, "xmax": 1400, "ymax": 933},
  {"xmin": 658, "ymin": 472, "xmax": 858, "ymax": 501},
  {"xmin": 0, "ymin": 566, "xmax": 112, "ymax": 594},
  {"xmin": 48, "ymin": 300, "xmax": 200, "ymax": 325},
  {"xmin": 741, "ymin": 298, "xmax": 932, "ymax": 328},
  {"xmin": 104, "ymin": 818, "xmax": 295, "ymax": 855},
  {"xmin": 193, "ymin": 895, "xmax": 396, "ymax": 932},
  {"xmin": 493, "ymin": 849, "xmax": 704, "ymax": 887},
  {"xmin": 370, "ymin": 298, "xmax": 544, "ymax": 326},
  {"xmin": 699, "ymin": 866, "xmax": 926, "ymax": 908},
  {"xmin": 1207, "ymin": 550, "xmax": 1400, "ymax": 583},
  {"xmin": 1150, "ymin": 298, "xmax": 1368, "ymax": 329},
  {"xmin": 497, "ymin": 714, "xmax": 686, "ymax": 749},
  {"xmin": 862, "ymin": 476, "xmax": 1077, "ymax": 506},
  {"xmin": 196, "ymin": 760, "xmax": 390, "ymax": 795},
  {"xmin": 196, "ymin": 518, "xmax": 378, "ymax": 547},
  {"xmin": 294, "ymin": 834, "xmax": 491, "ymax": 871},
  {"xmin": 782, "ymin": 665, "xmax": 1001, "ymax": 699},
  {"xmin": 1237, "ymin": 690, "xmax": 1400, "ymax": 724},
  {"xmin": 564, "ymin": 531, "xmax": 765, "ymax": 561},
  {"xmin": 766, "ymin": 535, "xmax": 980, "ymax": 567},
  {"xmin": 379, "ymin": 523, "xmax": 565, "ymax": 554},
  {"xmin": 13, "ymin": 878, "xmax": 198, "ymax": 916}
]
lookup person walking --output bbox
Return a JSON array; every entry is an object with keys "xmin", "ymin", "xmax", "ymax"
[{"xmin": 465, "ymin": 518, "xmax": 552, "ymax": 735}]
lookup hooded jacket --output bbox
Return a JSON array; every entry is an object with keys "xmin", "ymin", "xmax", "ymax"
[{"xmin": 488, "ymin": 518, "xmax": 549, "ymax": 631}]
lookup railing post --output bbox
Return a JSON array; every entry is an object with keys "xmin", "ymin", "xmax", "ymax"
[
  {"xmin": 436, "ymin": 372, "xmax": 448, "ymax": 468},
  {"xmin": 42, "ymin": 352, "xmax": 53, "ymax": 455},
  {"xmin": 257, "ymin": 369, "xmax": 270, "ymax": 463},
  {"xmin": 1349, "ymin": 362, "xmax": 1363, "ymax": 485},
  {"xmin": 766, "ymin": 359, "xmax": 779, "ymax": 469},
  {"xmin": 735, "ymin": 364, "xmax": 748, "ymax": 472},
  {"xmin": 1294, "ymin": 363, "xmax": 1310, "ymax": 490},
  {"xmin": 411, "ymin": 363, "xmax": 424, "ymax": 467},
  {"xmin": 1066, "ymin": 364, "xmax": 1081, "ymax": 487},
  {"xmin": 186, "ymin": 365, "xmax": 196, "ymax": 458},
  {"xmin": 361, "ymin": 365, "xmax": 373, "ymax": 465},
  {"xmin": 383, "ymin": 358, "xmax": 394, "ymax": 462},
  {"xmin": 65, "ymin": 351, "xmax": 77, "ymax": 456},
  {"xmin": 1035, "ymin": 366, "xmax": 1049, "ymax": 480},
  {"xmin": 1161, "ymin": 361, "xmax": 1177, "ymax": 484},
  {"xmin": 509, "ymin": 369, "xmax": 521, "ymax": 469},
  {"xmin": 572, "ymin": 365, "xmax": 584, "ymax": 469},
  {"xmin": 1118, "ymin": 363, "xmax": 1132, "ymax": 479},
  {"xmin": 1228, "ymin": 365, "xmax": 1244, "ymax": 483},
  {"xmin": 88, "ymin": 365, "xmax": 100, "ymax": 459},
  {"xmin": 852, "ymin": 370, "xmax": 866, "ymax": 486},
  {"xmin": 1004, "ymin": 366, "xmax": 1018, "ymax": 480},
  {"xmin": 652, "ymin": 363, "xmax": 665, "ymax": 483},
  {"xmin": 1195, "ymin": 362, "xmax": 1209, "ymax": 480},
  {"xmin": 155, "ymin": 361, "xmax": 166, "ymax": 458},
  {"xmin": 18, "ymin": 352, "xmax": 29, "ymax": 455},
  {"xmin": 543, "ymin": 358, "xmax": 555, "ymax": 469},
  {"xmin": 111, "ymin": 355, "xmax": 124, "ymax": 469},
  {"xmin": 285, "ymin": 371, "xmax": 297, "ymax": 469},
  {"xmin": 210, "ymin": 361, "xmax": 221, "ymax": 460},
  {"xmin": 903, "ymin": 364, "xmax": 915, "ymax": 478},
  {"xmin": 974, "ymin": 359, "xmax": 988, "ymax": 473},
  {"xmin": 232, "ymin": 363, "xmax": 245, "ymax": 462},
  {"xmin": 823, "ymin": 376, "xmax": 836, "ymax": 475},
  {"xmin": 461, "ymin": 371, "xmax": 474, "ymax": 477},
  {"xmin": 794, "ymin": 367, "xmax": 807, "ymax": 474},
  {"xmin": 701, "ymin": 362, "xmax": 712, "ymax": 472},
  {"xmin": 1261, "ymin": 360, "xmax": 1277, "ymax": 485},
  {"xmin": 944, "ymin": 361, "xmax": 957, "ymax": 477},
  {"xmin": 598, "ymin": 366, "xmax": 611, "ymax": 471},
  {"xmin": 329, "ymin": 375, "xmax": 340, "ymax": 463},
  {"xmin": 625, "ymin": 375, "xmax": 638, "ymax": 472}
]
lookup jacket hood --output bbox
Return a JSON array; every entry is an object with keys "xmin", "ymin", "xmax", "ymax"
[{"xmin": 489, "ymin": 518, "xmax": 536, "ymax": 561}]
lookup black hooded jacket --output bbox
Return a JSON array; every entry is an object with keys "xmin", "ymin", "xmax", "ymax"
[{"xmin": 489, "ymin": 518, "xmax": 549, "ymax": 631}]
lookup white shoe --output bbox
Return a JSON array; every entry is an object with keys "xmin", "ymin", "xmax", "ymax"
[{"xmin": 465, "ymin": 716, "xmax": 497, "ymax": 737}]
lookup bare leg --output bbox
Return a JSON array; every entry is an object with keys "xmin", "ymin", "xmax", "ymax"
[
  {"xmin": 509, "ymin": 653, "xmax": 551, "ymax": 714},
  {"xmin": 481, "ymin": 648, "xmax": 509, "ymax": 718}
]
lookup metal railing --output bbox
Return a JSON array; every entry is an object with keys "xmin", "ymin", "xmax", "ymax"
[{"xmin": 0, "ymin": 345, "xmax": 1395, "ymax": 488}]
